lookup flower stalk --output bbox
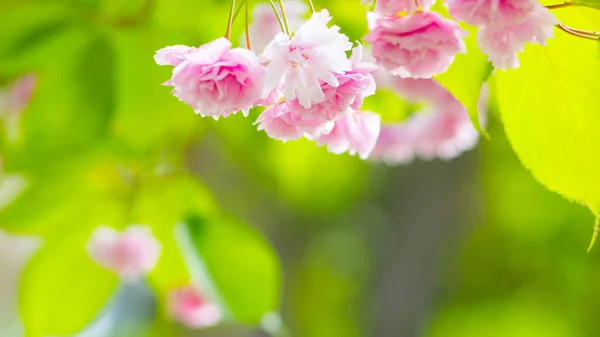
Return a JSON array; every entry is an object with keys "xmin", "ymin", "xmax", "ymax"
[
  {"xmin": 225, "ymin": 0, "xmax": 237, "ymax": 39},
  {"xmin": 558, "ymin": 23, "xmax": 600, "ymax": 41},
  {"xmin": 306, "ymin": 0, "xmax": 316, "ymax": 13},
  {"xmin": 587, "ymin": 215, "xmax": 600, "ymax": 252},
  {"xmin": 268, "ymin": 0, "xmax": 287, "ymax": 34},
  {"xmin": 245, "ymin": 0, "xmax": 252, "ymax": 49},
  {"xmin": 277, "ymin": 0, "xmax": 291, "ymax": 35}
]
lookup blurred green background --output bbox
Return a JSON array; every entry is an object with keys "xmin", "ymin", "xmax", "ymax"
[{"xmin": 0, "ymin": 0, "xmax": 599, "ymax": 336}]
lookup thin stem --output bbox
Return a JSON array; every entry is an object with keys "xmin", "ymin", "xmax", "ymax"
[
  {"xmin": 546, "ymin": 0, "xmax": 573, "ymax": 9},
  {"xmin": 225, "ymin": 0, "xmax": 237, "ymax": 39},
  {"xmin": 268, "ymin": 0, "xmax": 287, "ymax": 34},
  {"xmin": 587, "ymin": 215, "xmax": 600, "ymax": 252},
  {"xmin": 233, "ymin": 0, "xmax": 246, "ymax": 23},
  {"xmin": 277, "ymin": 0, "xmax": 291, "ymax": 35},
  {"xmin": 371, "ymin": 0, "xmax": 378, "ymax": 11},
  {"xmin": 306, "ymin": 0, "xmax": 315, "ymax": 13},
  {"xmin": 558, "ymin": 23, "xmax": 600, "ymax": 41},
  {"xmin": 245, "ymin": 0, "xmax": 252, "ymax": 49},
  {"xmin": 562, "ymin": 25, "xmax": 600, "ymax": 36}
]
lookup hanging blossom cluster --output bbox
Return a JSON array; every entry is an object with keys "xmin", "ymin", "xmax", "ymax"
[
  {"xmin": 156, "ymin": 5, "xmax": 381, "ymax": 159},
  {"xmin": 87, "ymin": 225, "xmax": 223, "ymax": 329},
  {"xmin": 154, "ymin": 0, "xmax": 578, "ymax": 163}
]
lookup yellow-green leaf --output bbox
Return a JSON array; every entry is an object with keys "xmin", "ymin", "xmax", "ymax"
[{"xmin": 495, "ymin": 26, "xmax": 600, "ymax": 213}]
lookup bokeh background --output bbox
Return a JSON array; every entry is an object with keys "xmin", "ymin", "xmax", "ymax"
[{"xmin": 1, "ymin": 0, "xmax": 599, "ymax": 336}]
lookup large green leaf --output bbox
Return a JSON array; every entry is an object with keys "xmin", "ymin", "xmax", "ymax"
[
  {"xmin": 8, "ymin": 29, "xmax": 117, "ymax": 168},
  {"xmin": 184, "ymin": 215, "xmax": 281, "ymax": 324},
  {"xmin": 495, "ymin": 22, "xmax": 600, "ymax": 214},
  {"xmin": 132, "ymin": 174, "xmax": 218, "ymax": 301},
  {"xmin": 0, "ymin": 3, "xmax": 78, "ymax": 60},
  {"xmin": 20, "ymin": 227, "xmax": 119, "ymax": 337},
  {"xmin": 0, "ymin": 150, "xmax": 128, "ymax": 236},
  {"xmin": 110, "ymin": 29, "xmax": 199, "ymax": 154}
]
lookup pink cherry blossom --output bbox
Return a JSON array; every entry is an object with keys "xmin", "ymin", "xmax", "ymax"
[
  {"xmin": 154, "ymin": 45, "xmax": 195, "ymax": 67},
  {"xmin": 368, "ymin": 123, "xmax": 419, "ymax": 164},
  {"xmin": 246, "ymin": 1, "xmax": 308, "ymax": 52},
  {"xmin": 287, "ymin": 45, "xmax": 377, "ymax": 122},
  {"xmin": 366, "ymin": 12, "xmax": 466, "ymax": 78},
  {"xmin": 262, "ymin": 9, "xmax": 353, "ymax": 108},
  {"xmin": 167, "ymin": 285, "xmax": 223, "ymax": 329},
  {"xmin": 255, "ymin": 82, "xmax": 284, "ymax": 107},
  {"xmin": 315, "ymin": 110, "xmax": 381, "ymax": 159},
  {"xmin": 155, "ymin": 38, "xmax": 265, "ymax": 118},
  {"xmin": 256, "ymin": 102, "xmax": 332, "ymax": 141},
  {"xmin": 446, "ymin": 0, "xmax": 538, "ymax": 28},
  {"xmin": 476, "ymin": 5, "xmax": 558, "ymax": 69},
  {"xmin": 371, "ymin": 0, "xmax": 436, "ymax": 15},
  {"xmin": 369, "ymin": 78, "xmax": 485, "ymax": 164},
  {"xmin": 87, "ymin": 225, "xmax": 161, "ymax": 281}
]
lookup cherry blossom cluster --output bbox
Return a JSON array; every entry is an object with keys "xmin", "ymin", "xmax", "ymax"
[
  {"xmin": 87, "ymin": 225, "xmax": 223, "ymax": 329},
  {"xmin": 155, "ymin": 4, "xmax": 381, "ymax": 159},
  {"xmin": 154, "ymin": 0, "xmax": 568, "ymax": 163}
]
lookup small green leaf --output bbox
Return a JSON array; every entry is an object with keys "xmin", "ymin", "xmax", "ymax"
[
  {"xmin": 572, "ymin": 0, "xmax": 600, "ymax": 11},
  {"xmin": 436, "ymin": 26, "xmax": 492, "ymax": 139},
  {"xmin": 495, "ymin": 24, "xmax": 600, "ymax": 213},
  {"xmin": 0, "ymin": 3, "xmax": 77, "ymax": 59},
  {"xmin": 133, "ymin": 175, "xmax": 218, "ymax": 299},
  {"xmin": 184, "ymin": 215, "xmax": 281, "ymax": 324},
  {"xmin": 15, "ymin": 30, "xmax": 116, "ymax": 165},
  {"xmin": 20, "ymin": 228, "xmax": 119, "ymax": 337}
]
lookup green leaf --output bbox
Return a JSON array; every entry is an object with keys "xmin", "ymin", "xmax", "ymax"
[
  {"xmin": 110, "ymin": 29, "xmax": 198, "ymax": 153},
  {"xmin": 572, "ymin": 0, "xmax": 600, "ymax": 11},
  {"xmin": 436, "ymin": 25, "xmax": 492, "ymax": 138},
  {"xmin": 132, "ymin": 175, "xmax": 218, "ymax": 301},
  {"xmin": 0, "ymin": 3, "xmax": 77, "ymax": 59},
  {"xmin": 184, "ymin": 215, "xmax": 281, "ymax": 324},
  {"xmin": 495, "ymin": 26, "xmax": 600, "ymax": 213},
  {"xmin": 12, "ymin": 30, "xmax": 116, "ymax": 167},
  {"xmin": 20, "ymin": 228, "xmax": 119, "ymax": 337},
  {"xmin": 0, "ymin": 150, "xmax": 127, "ymax": 235}
]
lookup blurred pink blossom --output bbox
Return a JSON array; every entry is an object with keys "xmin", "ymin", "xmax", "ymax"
[
  {"xmin": 0, "ymin": 74, "xmax": 37, "ymax": 141},
  {"xmin": 476, "ymin": 6, "xmax": 558, "ymax": 69},
  {"xmin": 446, "ymin": 0, "xmax": 558, "ymax": 69},
  {"xmin": 315, "ymin": 110, "xmax": 381, "ymax": 159},
  {"xmin": 0, "ymin": 74, "xmax": 37, "ymax": 115},
  {"xmin": 366, "ymin": 12, "xmax": 466, "ymax": 78},
  {"xmin": 369, "ymin": 78, "xmax": 487, "ymax": 164},
  {"xmin": 87, "ymin": 225, "xmax": 161, "ymax": 281},
  {"xmin": 447, "ymin": 0, "xmax": 537, "ymax": 27},
  {"xmin": 155, "ymin": 38, "xmax": 265, "ymax": 118},
  {"xmin": 262, "ymin": 9, "xmax": 353, "ymax": 108},
  {"xmin": 167, "ymin": 285, "xmax": 223, "ymax": 329}
]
